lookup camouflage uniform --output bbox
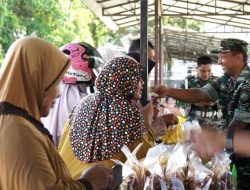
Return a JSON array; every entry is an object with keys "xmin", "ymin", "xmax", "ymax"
[
  {"xmin": 179, "ymin": 75, "xmax": 219, "ymax": 125},
  {"xmin": 206, "ymin": 38, "xmax": 250, "ymax": 189},
  {"xmin": 202, "ymin": 65, "xmax": 250, "ymax": 189}
]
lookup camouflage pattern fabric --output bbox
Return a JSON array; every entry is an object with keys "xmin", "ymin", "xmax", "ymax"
[
  {"xmin": 211, "ymin": 38, "xmax": 248, "ymax": 53},
  {"xmin": 229, "ymin": 72, "xmax": 250, "ymax": 189},
  {"xmin": 205, "ymin": 65, "xmax": 250, "ymax": 128},
  {"xmin": 203, "ymin": 65, "xmax": 250, "ymax": 188},
  {"xmin": 205, "ymin": 74, "xmax": 233, "ymax": 128},
  {"xmin": 178, "ymin": 75, "xmax": 219, "ymax": 125}
]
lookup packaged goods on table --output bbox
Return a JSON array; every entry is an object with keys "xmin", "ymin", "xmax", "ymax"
[{"xmin": 116, "ymin": 143, "xmax": 234, "ymax": 190}]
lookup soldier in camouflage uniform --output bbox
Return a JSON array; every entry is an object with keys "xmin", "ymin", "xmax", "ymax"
[
  {"xmin": 208, "ymin": 39, "xmax": 250, "ymax": 189},
  {"xmin": 151, "ymin": 38, "xmax": 250, "ymax": 189},
  {"xmin": 179, "ymin": 55, "xmax": 219, "ymax": 125}
]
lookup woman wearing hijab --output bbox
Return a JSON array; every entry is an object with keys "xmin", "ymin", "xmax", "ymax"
[
  {"xmin": 41, "ymin": 42, "xmax": 103, "ymax": 146},
  {"xmin": 0, "ymin": 37, "xmax": 113, "ymax": 190},
  {"xmin": 59, "ymin": 56, "xmax": 155, "ymax": 179}
]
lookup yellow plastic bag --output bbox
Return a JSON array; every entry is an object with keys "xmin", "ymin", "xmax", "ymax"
[{"xmin": 162, "ymin": 116, "xmax": 187, "ymax": 144}]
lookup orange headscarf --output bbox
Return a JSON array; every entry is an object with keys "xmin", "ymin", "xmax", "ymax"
[{"xmin": 0, "ymin": 37, "xmax": 70, "ymax": 121}]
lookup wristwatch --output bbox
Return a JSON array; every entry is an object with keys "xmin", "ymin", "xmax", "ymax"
[{"xmin": 225, "ymin": 129, "xmax": 235, "ymax": 154}]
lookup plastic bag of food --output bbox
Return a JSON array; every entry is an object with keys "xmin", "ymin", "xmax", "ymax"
[
  {"xmin": 182, "ymin": 119, "xmax": 202, "ymax": 142},
  {"xmin": 122, "ymin": 165, "xmax": 148, "ymax": 190},
  {"xmin": 208, "ymin": 151, "xmax": 234, "ymax": 190},
  {"xmin": 117, "ymin": 144, "xmax": 151, "ymax": 190},
  {"xmin": 186, "ymin": 159, "xmax": 213, "ymax": 190},
  {"xmin": 164, "ymin": 144, "xmax": 188, "ymax": 189},
  {"xmin": 183, "ymin": 143, "xmax": 213, "ymax": 190},
  {"xmin": 143, "ymin": 143, "xmax": 171, "ymax": 178},
  {"xmin": 145, "ymin": 173, "xmax": 168, "ymax": 190}
]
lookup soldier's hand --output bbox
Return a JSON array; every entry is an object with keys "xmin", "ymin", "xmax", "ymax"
[
  {"xmin": 193, "ymin": 127, "xmax": 225, "ymax": 161},
  {"xmin": 151, "ymin": 85, "xmax": 169, "ymax": 98}
]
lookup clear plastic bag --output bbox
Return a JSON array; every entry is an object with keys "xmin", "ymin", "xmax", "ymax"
[{"xmin": 208, "ymin": 151, "xmax": 234, "ymax": 190}]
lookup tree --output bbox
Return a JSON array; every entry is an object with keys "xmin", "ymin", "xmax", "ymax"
[
  {"xmin": 163, "ymin": 17, "xmax": 201, "ymax": 31},
  {"xmin": 0, "ymin": 0, "xmax": 65, "ymax": 51},
  {"xmin": 0, "ymin": 0, "xmax": 120, "ymax": 64}
]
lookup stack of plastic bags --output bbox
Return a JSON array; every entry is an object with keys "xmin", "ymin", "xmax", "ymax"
[{"xmin": 114, "ymin": 142, "xmax": 234, "ymax": 190}]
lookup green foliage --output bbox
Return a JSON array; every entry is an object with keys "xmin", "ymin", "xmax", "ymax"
[
  {"xmin": 88, "ymin": 16, "xmax": 109, "ymax": 48},
  {"xmin": 163, "ymin": 17, "xmax": 201, "ymax": 31},
  {"xmin": 0, "ymin": 0, "xmax": 65, "ymax": 50},
  {"xmin": 0, "ymin": 0, "xmax": 202, "ymax": 66},
  {"xmin": 0, "ymin": 0, "xmax": 119, "ymax": 65},
  {"xmin": 117, "ymin": 17, "xmax": 201, "ymax": 42}
]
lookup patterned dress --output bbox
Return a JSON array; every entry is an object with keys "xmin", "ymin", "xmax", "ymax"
[{"xmin": 59, "ymin": 56, "xmax": 155, "ymax": 179}]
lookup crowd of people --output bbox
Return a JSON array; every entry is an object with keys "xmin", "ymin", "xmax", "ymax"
[
  {"xmin": 0, "ymin": 35, "xmax": 249, "ymax": 190},
  {"xmin": 0, "ymin": 37, "xmax": 113, "ymax": 190},
  {"xmin": 152, "ymin": 38, "xmax": 250, "ymax": 189}
]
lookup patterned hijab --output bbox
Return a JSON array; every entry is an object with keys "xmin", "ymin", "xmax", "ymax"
[{"xmin": 69, "ymin": 56, "xmax": 146, "ymax": 162}]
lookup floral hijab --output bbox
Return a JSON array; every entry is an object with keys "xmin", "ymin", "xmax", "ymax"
[{"xmin": 69, "ymin": 56, "xmax": 146, "ymax": 162}]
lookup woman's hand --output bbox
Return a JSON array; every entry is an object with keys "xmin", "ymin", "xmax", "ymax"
[
  {"xmin": 141, "ymin": 101, "xmax": 154, "ymax": 125},
  {"xmin": 161, "ymin": 114, "xmax": 179, "ymax": 126},
  {"xmin": 80, "ymin": 164, "xmax": 113, "ymax": 190}
]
